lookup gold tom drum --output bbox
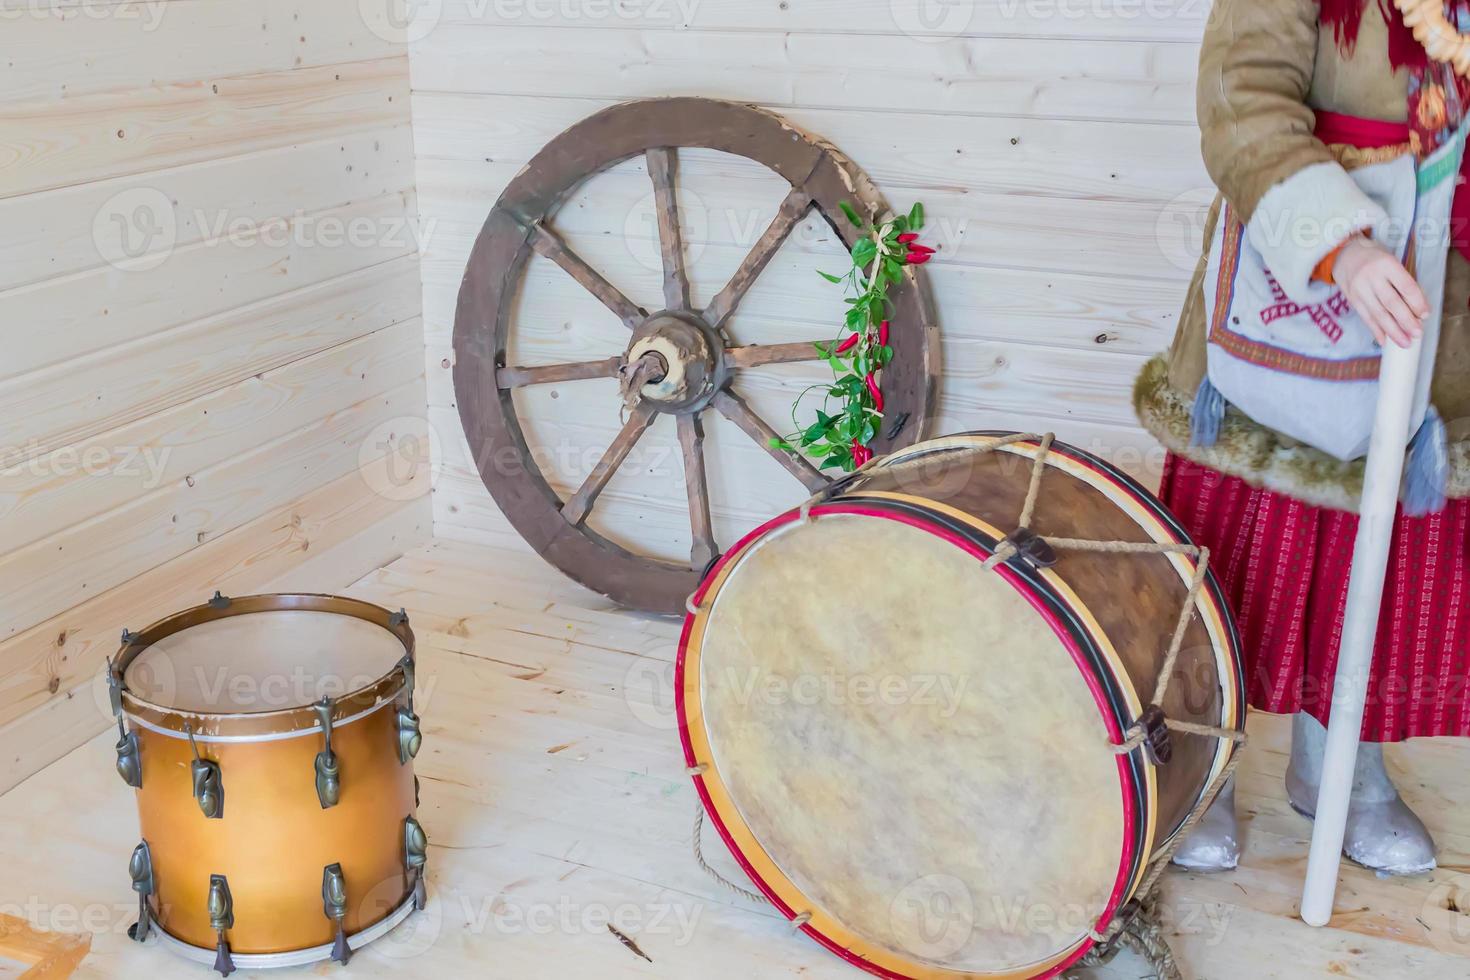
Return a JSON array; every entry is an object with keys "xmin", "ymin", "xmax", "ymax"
[
  {"xmin": 678, "ymin": 433, "xmax": 1245, "ymax": 979},
  {"xmin": 107, "ymin": 594, "xmax": 427, "ymax": 974}
]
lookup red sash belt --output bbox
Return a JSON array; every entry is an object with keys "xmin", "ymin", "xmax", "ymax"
[{"xmin": 1313, "ymin": 108, "xmax": 1470, "ymax": 262}]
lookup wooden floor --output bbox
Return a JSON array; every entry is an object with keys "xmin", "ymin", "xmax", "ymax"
[{"xmin": 4, "ymin": 537, "xmax": 1470, "ymax": 979}]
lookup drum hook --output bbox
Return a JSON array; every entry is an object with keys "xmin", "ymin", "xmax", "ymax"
[
  {"xmin": 313, "ymin": 697, "xmax": 341, "ymax": 809},
  {"xmin": 185, "ymin": 724, "xmax": 224, "ymax": 820}
]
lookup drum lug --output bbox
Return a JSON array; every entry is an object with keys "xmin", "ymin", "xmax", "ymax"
[
  {"xmin": 208, "ymin": 590, "xmax": 232, "ymax": 610},
  {"xmin": 396, "ymin": 706, "xmax": 422, "ymax": 765},
  {"xmin": 208, "ymin": 874, "xmax": 236, "ymax": 977},
  {"xmin": 1136, "ymin": 705, "xmax": 1174, "ymax": 766},
  {"xmin": 115, "ymin": 718, "xmax": 142, "ymax": 789},
  {"xmin": 389, "ymin": 607, "xmax": 410, "ymax": 628},
  {"xmin": 186, "ymin": 727, "xmax": 224, "ymax": 819},
  {"xmin": 126, "ymin": 841, "xmax": 155, "ymax": 943},
  {"xmin": 106, "ymin": 652, "xmax": 127, "ymax": 720},
  {"xmin": 322, "ymin": 863, "xmax": 352, "ymax": 965},
  {"xmin": 314, "ymin": 697, "xmax": 341, "ymax": 809},
  {"xmin": 404, "ymin": 815, "xmax": 429, "ymax": 910},
  {"xmin": 397, "ymin": 652, "xmax": 417, "ymax": 704},
  {"xmin": 999, "ymin": 528, "xmax": 1058, "ymax": 570}
]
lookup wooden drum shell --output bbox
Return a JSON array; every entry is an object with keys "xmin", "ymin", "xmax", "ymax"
[
  {"xmin": 852, "ymin": 435, "xmax": 1239, "ymax": 844},
  {"xmin": 678, "ymin": 433, "xmax": 1245, "ymax": 980}
]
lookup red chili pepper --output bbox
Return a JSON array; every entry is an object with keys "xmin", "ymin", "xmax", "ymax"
[
  {"xmin": 865, "ymin": 373, "xmax": 884, "ymax": 412},
  {"xmin": 834, "ymin": 332, "xmax": 860, "ymax": 353},
  {"xmin": 897, "ymin": 232, "xmax": 919, "ymax": 244},
  {"xmin": 851, "ymin": 440, "xmax": 871, "ymax": 467},
  {"xmin": 878, "ymin": 320, "xmax": 890, "ymax": 347},
  {"xmin": 905, "ymin": 251, "xmax": 933, "ymax": 265}
]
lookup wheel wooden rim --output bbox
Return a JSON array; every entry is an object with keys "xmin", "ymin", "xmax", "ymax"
[{"xmin": 453, "ymin": 97, "xmax": 939, "ymax": 614}]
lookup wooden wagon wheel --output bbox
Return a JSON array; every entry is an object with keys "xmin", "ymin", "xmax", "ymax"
[{"xmin": 453, "ymin": 97, "xmax": 939, "ymax": 615}]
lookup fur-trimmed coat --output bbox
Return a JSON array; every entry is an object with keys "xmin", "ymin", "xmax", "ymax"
[{"xmin": 1135, "ymin": 0, "xmax": 1470, "ymax": 510}]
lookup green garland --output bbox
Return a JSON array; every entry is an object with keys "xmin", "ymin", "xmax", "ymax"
[{"xmin": 772, "ymin": 200, "xmax": 932, "ymax": 471}]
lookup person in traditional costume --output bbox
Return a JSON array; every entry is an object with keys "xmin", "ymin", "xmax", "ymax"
[{"xmin": 1135, "ymin": 0, "xmax": 1470, "ymax": 874}]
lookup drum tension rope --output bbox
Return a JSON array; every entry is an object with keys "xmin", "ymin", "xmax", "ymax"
[{"xmin": 683, "ymin": 433, "xmax": 1250, "ymax": 980}]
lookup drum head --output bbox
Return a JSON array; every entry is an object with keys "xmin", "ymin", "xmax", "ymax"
[
  {"xmin": 682, "ymin": 511, "xmax": 1136, "ymax": 977},
  {"xmin": 123, "ymin": 609, "xmax": 407, "ymax": 714}
]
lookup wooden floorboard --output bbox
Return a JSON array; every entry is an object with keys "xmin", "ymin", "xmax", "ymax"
[{"xmin": 2, "ymin": 537, "xmax": 1468, "ymax": 978}]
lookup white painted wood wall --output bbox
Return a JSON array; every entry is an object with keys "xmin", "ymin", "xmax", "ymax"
[
  {"xmin": 408, "ymin": 0, "xmax": 1213, "ymax": 565},
  {"xmin": 0, "ymin": 0, "xmax": 431, "ymax": 792},
  {"xmin": 0, "ymin": 0, "xmax": 1214, "ymax": 786}
]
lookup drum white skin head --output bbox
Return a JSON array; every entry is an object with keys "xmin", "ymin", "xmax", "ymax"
[
  {"xmin": 123, "ymin": 610, "xmax": 407, "ymax": 714},
  {"xmin": 691, "ymin": 514, "xmax": 1126, "ymax": 975}
]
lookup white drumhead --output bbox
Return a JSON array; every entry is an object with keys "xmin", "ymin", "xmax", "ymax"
[
  {"xmin": 694, "ymin": 513, "xmax": 1126, "ymax": 974},
  {"xmin": 123, "ymin": 610, "xmax": 406, "ymax": 714}
]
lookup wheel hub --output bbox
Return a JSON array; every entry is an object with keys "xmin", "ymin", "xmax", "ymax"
[{"xmin": 622, "ymin": 311, "xmax": 726, "ymax": 413}]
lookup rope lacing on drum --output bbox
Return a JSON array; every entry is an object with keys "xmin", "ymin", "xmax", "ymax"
[
  {"xmin": 952, "ymin": 431, "xmax": 1247, "ymax": 980},
  {"xmin": 686, "ymin": 432, "xmax": 1250, "ymax": 977}
]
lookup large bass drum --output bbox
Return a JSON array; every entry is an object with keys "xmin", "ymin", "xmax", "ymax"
[
  {"xmin": 108, "ymin": 594, "xmax": 427, "ymax": 974},
  {"xmin": 678, "ymin": 433, "xmax": 1244, "ymax": 979}
]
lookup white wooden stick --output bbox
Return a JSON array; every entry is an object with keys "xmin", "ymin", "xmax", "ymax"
[{"xmin": 1300, "ymin": 337, "xmax": 1424, "ymax": 927}]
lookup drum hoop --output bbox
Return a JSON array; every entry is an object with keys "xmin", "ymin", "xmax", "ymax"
[
  {"xmin": 678, "ymin": 502, "xmax": 1148, "ymax": 980},
  {"xmin": 112, "ymin": 593, "xmax": 415, "ymax": 740},
  {"xmin": 143, "ymin": 890, "xmax": 418, "ymax": 967}
]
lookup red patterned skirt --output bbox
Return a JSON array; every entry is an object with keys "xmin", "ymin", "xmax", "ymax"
[{"xmin": 1159, "ymin": 453, "xmax": 1470, "ymax": 742}]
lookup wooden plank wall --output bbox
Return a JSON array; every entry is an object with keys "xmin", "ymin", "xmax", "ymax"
[
  {"xmin": 0, "ymin": 0, "xmax": 431, "ymax": 793},
  {"xmin": 409, "ymin": 0, "xmax": 1214, "ymax": 564}
]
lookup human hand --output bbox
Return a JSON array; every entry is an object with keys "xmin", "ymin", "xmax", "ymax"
[{"xmin": 1333, "ymin": 234, "xmax": 1428, "ymax": 349}]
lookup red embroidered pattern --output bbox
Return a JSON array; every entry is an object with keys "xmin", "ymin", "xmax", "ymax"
[{"xmin": 1258, "ymin": 269, "xmax": 1351, "ymax": 343}]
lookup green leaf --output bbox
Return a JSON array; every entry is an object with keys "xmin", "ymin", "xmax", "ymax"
[
  {"xmin": 851, "ymin": 237, "xmax": 878, "ymax": 267},
  {"xmin": 908, "ymin": 201, "xmax": 925, "ymax": 229},
  {"xmin": 892, "ymin": 214, "xmax": 908, "ymax": 235},
  {"xmin": 839, "ymin": 201, "xmax": 863, "ymax": 227},
  {"xmin": 768, "ymin": 437, "xmax": 795, "ymax": 452},
  {"xmin": 817, "ymin": 270, "xmax": 844, "ymax": 284}
]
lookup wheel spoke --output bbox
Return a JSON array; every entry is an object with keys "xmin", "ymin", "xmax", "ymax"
[
  {"xmin": 561, "ymin": 403, "xmax": 657, "ymax": 527},
  {"xmin": 711, "ymin": 389, "xmax": 827, "ymax": 493},
  {"xmin": 703, "ymin": 187, "xmax": 813, "ymax": 330},
  {"xmin": 726, "ymin": 341, "xmax": 828, "ymax": 369},
  {"xmin": 677, "ymin": 413, "xmax": 717, "ymax": 568},
  {"xmin": 528, "ymin": 223, "xmax": 646, "ymax": 329},
  {"xmin": 497, "ymin": 356, "xmax": 623, "ymax": 389},
  {"xmin": 646, "ymin": 147, "xmax": 691, "ymax": 311}
]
